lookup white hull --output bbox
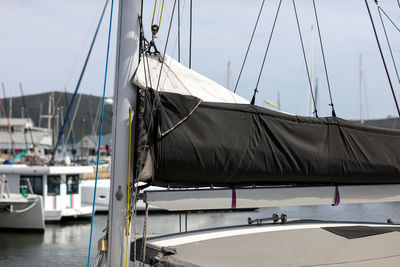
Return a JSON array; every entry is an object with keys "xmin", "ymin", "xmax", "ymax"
[
  {"xmin": 145, "ymin": 184, "xmax": 400, "ymax": 211},
  {"xmin": 81, "ymin": 179, "xmax": 163, "ymax": 212},
  {"xmin": 0, "ymin": 164, "xmax": 94, "ymax": 222},
  {"xmin": 45, "ymin": 205, "xmax": 92, "ymax": 221},
  {"xmin": 0, "ymin": 194, "xmax": 45, "ymax": 231}
]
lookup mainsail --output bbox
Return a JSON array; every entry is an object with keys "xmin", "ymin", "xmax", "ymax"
[{"xmin": 133, "ymin": 55, "xmax": 400, "ymax": 187}]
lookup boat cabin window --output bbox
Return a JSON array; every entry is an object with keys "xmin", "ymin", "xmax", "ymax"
[
  {"xmin": 66, "ymin": 174, "xmax": 79, "ymax": 195},
  {"xmin": 20, "ymin": 175, "xmax": 43, "ymax": 195},
  {"xmin": 47, "ymin": 175, "xmax": 61, "ymax": 196}
]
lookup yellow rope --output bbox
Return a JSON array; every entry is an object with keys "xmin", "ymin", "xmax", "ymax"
[
  {"xmin": 151, "ymin": 0, "xmax": 158, "ymax": 28},
  {"xmin": 158, "ymin": 0, "xmax": 166, "ymax": 30},
  {"xmin": 151, "ymin": 0, "xmax": 166, "ymax": 32},
  {"xmin": 125, "ymin": 107, "xmax": 133, "ymax": 267}
]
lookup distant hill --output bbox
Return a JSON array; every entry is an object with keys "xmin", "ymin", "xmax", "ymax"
[
  {"xmin": 362, "ymin": 117, "xmax": 400, "ymax": 130},
  {"xmin": 1, "ymin": 91, "xmax": 399, "ymax": 145},
  {"xmin": 0, "ymin": 91, "xmax": 113, "ymax": 142}
]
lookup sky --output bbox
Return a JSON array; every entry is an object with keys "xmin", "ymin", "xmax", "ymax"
[{"xmin": 1, "ymin": 0, "xmax": 400, "ymax": 120}]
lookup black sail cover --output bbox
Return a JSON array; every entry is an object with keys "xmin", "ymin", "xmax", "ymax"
[{"xmin": 135, "ymin": 89, "xmax": 400, "ymax": 187}]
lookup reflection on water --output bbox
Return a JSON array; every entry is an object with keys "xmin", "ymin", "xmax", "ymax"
[{"xmin": 1, "ymin": 202, "xmax": 400, "ymax": 266}]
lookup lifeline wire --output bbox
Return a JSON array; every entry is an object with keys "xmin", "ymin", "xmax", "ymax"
[
  {"xmin": 234, "ymin": 0, "xmax": 266, "ymax": 93},
  {"xmin": 365, "ymin": 0, "xmax": 400, "ymax": 116},
  {"xmin": 86, "ymin": 0, "xmax": 114, "ymax": 266},
  {"xmin": 312, "ymin": 0, "xmax": 335, "ymax": 117},
  {"xmin": 292, "ymin": 0, "xmax": 318, "ymax": 116},
  {"xmin": 251, "ymin": 0, "xmax": 282, "ymax": 105}
]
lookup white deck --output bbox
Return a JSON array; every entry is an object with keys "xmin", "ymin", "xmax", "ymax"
[{"xmin": 136, "ymin": 221, "xmax": 400, "ymax": 266}]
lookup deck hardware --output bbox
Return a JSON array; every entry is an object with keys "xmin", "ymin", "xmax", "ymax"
[
  {"xmin": 115, "ymin": 185, "xmax": 123, "ymax": 201},
  {"xmin": 98, "ymin": 239, "xmax": 108, "ymax": 252},
  {"xmin": 280, "ymin": 214, "xmax": 287, "ymax": 224},
  {"xmin": 248, "ymin": 213, "xmax": 280, "ymax": 225},
  {"xmin": 387, "ymin": 218, "xmax": 400, "ymax": 224}
]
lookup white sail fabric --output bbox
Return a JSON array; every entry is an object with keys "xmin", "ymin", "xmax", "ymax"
[{"xmin": 132, "ymin": 54, "xmax": 249, "ymax": 104}]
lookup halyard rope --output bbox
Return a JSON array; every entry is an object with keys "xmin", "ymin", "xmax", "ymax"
[{"xmin": 86, "ymin": 0, "xmax": 114, "ymax": 265}]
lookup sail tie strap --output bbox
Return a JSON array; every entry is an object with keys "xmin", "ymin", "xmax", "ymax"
[
  {"xmin": 332, "ymin": 186, "xmax": 340, "ymax": 206},
  {"xmin": 231, "ymin": 188, "xmax": 237, "ymax": 209}
]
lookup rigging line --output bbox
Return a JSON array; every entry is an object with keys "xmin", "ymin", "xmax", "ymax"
[
  {"xmin": 19, "ymin": 83, "xmax": 31, "ymax": 119},
  {"xmin": 86, "ymin": 0, "xmax": 114, "ymax": 266},
  {"xmin": 151, "ymin": 0, "xmax": 158, "ymax": 28},
  {"xmin": 1, "ymin": 84, "xmax": 15, "ymax": 156},
  {"xmin": 378, "ymin": 6, "xmax": 400, "ymax": 87},
  {"xmin": 178, "ymin": 0, "xmax": 181, "ymax": 62},
  {"xmin": 189, "ymin": 0, "xmax": 193, "ymax": 69},
  {"xmin": 151, "ymin": 0, "xmax": 165, "ymax": 33},
  {"xmin": 145, "ymin": 54, "xmax": 153, "ymax": 89},
  {"xmin": 365, "ymin": 0, "xmax": 400, "ymax": 116},
  {"xmin": 292, "ymin": 0, "xmax": 318, "ymax": 116},
  {"xmin": 49, "ymin": 0, "xmax": 109, "ymax": 165},
  {"xmin": 136, "ymin": 0, "xmax": 177, "ymax": 181},
  {"xmin": 125, "ymin": 108, "xmax": 133, "ymax": 267},
  {"xmin": 251, "ymin": 0, "xmax": 282, "ymax": 105},
  {"xmin": 139, "ymin": 17, "xmax": 150, "ymax": 89},
  {"xmin": 155, "ymin": 0, "xmax": 178, "ymax": 92},
  {"xmin": 64, "ymin": 93, "xmax": 83, "ymax": 150},
  {"xmin": 234, "ymin": 0, "xmax": 266, "ymax": 93},
  {"xmin": 19, "ymin": 83, "xmax": 37, "ymax": 151},
  {"xmin": 312, "ymin": 0, "xmax": 334, "ymax": 117},
  {"xmin": 63, "ymin": 88, "xmax": 75, "ymax": 140},
  {"xmin": 158, "ymin": 0, "xmax": 166, "ymax": 30},
  {"xmin": 378, "ymin": 6, "xmax": 400, "ymax": 32}
]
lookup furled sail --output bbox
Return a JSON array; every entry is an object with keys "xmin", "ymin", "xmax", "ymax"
[
  {"xmin": 132, "ymin": 55, "xmax": 400, "ymax": 187},
  {"xmin": 133, "ymin": 54, "xmax": 249, "ymax": 104}
]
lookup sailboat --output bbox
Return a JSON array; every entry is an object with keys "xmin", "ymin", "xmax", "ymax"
[{"xmin": 94, "ymin": 0, "xmax": 400, "ymax": 266}]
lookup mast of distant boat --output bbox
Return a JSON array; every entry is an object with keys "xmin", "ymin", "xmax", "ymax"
[
  {"xmin": 359, "ymin": 54, "xmax": 364, "ymax": 123},
  {"xmin": 309, "ymin": 25, "xmax": 315, "ymax": 116}
]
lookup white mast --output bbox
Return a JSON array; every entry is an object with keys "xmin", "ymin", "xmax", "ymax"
[{"xmin": 108, "ymin": 0, "xmax": 141, "ymax": 266}]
